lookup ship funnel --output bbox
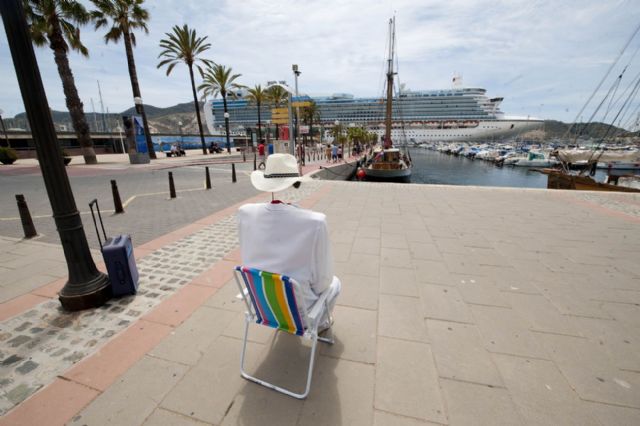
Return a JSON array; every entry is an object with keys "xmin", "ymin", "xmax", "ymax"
[{"xmin": 452, "ymin": 74, "xmax": 463, "ymax": 88}]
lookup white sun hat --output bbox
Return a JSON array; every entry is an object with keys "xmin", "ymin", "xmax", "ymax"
[{"xmin": 250, "ymin": 153, "xmax": 309, "ymax": 192}]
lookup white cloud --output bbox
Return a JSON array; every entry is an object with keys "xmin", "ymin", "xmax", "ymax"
[{"xmin": 1, "ymin": 0, "xmax": 639, "ymax": 123}]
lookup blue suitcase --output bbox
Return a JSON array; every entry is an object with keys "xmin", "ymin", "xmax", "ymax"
[{"xmin": 89, "ymin": 199, "xmax": 139, "ymax": 297}]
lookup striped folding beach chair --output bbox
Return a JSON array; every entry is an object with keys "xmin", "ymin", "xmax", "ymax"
[{"xmin": 233, "ymin": 266, "xmax": 334, "ymax": 399}]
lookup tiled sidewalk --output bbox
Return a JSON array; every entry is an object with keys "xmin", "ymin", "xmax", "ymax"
[
  {"xmin": 1, "ymin": 181, "xmax": 640, "ymax": 425},
  {"xmin": 0, "ymin": 180, "xmax": 325, "ymax": 421}
]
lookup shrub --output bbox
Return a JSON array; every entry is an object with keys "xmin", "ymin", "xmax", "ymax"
[{"xmin": 0, "ymin": 147, "xmax": 18, "ymax": 164}]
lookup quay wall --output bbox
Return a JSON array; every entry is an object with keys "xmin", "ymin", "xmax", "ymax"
[{"xmin": 312, "ymin": 162, "xmax": 359, "ymax": 181}]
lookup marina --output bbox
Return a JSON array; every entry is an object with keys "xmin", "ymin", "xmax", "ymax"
[
  {"xmin": 416, "ymin": 142, "xmax": 640, "ymax": 191},
  {"xmin": 1, "ymin": 0, "xmax": 640, "ymax": 424}
]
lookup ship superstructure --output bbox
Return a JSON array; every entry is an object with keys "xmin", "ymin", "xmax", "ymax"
[{"xmin": 204, "ymin": 82, "xmax": 542, "ymax": 142}]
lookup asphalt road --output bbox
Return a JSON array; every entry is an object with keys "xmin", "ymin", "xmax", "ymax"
[{"xmin": 0, "ymin": 161, "xmax": 260, "ymax": 249}]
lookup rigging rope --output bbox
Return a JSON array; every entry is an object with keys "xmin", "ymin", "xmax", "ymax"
[{"xmin": 563, "ymin": 21, "xmax": 640, "ymax": 140}]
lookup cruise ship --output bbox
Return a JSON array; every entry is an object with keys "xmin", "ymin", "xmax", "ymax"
[{"xmin": 204, "ymin": 79, "xmax": 543, "ymax": 142}]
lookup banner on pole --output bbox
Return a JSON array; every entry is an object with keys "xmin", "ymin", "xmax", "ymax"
[{"xmin": 133, "ymin": 116, "xmax": 148, "ymax": 153}]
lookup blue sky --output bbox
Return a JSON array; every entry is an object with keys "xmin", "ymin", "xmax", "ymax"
[{"xmin": 1, "ymin": 0, "xmax": 640, "ymax": 125}]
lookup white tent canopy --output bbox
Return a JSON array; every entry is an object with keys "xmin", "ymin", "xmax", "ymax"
[{"xmin": 554, "ymin": 149, "xmax": 640, "ymax": 163}]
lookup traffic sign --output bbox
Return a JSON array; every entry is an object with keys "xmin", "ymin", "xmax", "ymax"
[
  {"xmin": 291, "ymin": 101, "xmax": 312, "ymax": 108},
  {"xmin": 271, "ymin": 107, "xmax": 289, "ymax": 124}
]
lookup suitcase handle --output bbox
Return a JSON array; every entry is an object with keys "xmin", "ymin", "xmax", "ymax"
[{"xmin": 89, "ymin": 199, "xmax": 108, "ymax": 248}]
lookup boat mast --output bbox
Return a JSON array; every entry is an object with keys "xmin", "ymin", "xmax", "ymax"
[{"xmin": 384, "ymin": 17, "xmax": 395, "ymax": 149}]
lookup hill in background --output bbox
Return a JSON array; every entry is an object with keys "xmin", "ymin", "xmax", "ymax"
[
  {"xmin": 8, "ymin": 101, "xmax": 205, "ymax": 134},
  {"xmin": 5, "ymin": 103, "xmax": 638, "ymax": 139},
  {"xmin": 541, "ymin": 120, "xmax": 637, "ymax": 138}
]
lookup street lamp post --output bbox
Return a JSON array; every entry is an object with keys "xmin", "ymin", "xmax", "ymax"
[
  {"xmin": 1, "ymin": 0, "xmax": 111, "ymax": 311},
  {"xmin": 265, "ymin": 82, "xmax": 295, "ymax": 156},
  {"xmin": 178, "ymin": 121, "xmax": 183, "ymax": 145},
  {"xmin": 0, "ymin": 108, "xmax": 9, "ymax": 147},
  {"xmin": 349, "ymin": 122, "xmax": 356, "ymax": 158},
  {"xmin": 292, "ymin": 64, "xmax": 301, "ymax": 149},
  {"xmin": 334, "ymin": 119, "xmax": 340, "ymax": 159},
  {"xmin": 115, "ymin": 125, "xmax": 125, "ymax": 153}
]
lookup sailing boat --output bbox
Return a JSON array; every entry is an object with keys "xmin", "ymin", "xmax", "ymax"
[
  {"xmin": 536, "ymin": 148, "xmax": 640, "ymax": 192},
  {"xmin": 363, "ymin": 17, "xmax": 412, "ymax": 181},
  {"xmin": 534, "ymin": 23, "xmax": 640, "ymax": 193}
]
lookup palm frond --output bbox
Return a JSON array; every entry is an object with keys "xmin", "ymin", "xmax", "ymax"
[
  {"xmin": 158, "ymin": 24, "xmax": 210, "ymax": 74},
  {"xmin": 59, "ymin": 0, "xmax": 90, "ymax": 25},
  {"xmin": 104, "ymin": 25, "xmax": 122, "ymax": 43},
  {"xmin": 90, "ymin": 0, "xmax": 149, "ymax": 44}
]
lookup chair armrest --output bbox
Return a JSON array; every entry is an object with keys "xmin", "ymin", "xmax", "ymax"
[{"xmin": 307, "ymin": 289, "xmax": 331, "ymax": 330}]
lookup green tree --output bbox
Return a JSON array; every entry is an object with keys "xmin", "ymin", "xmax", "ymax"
[
  {"xmin": 266, "ymin": 85, "xmax": 288, "ymax": 141},
  {"xmin": 198, "ymin": 64, "xmax": 243, "ymax": 153},
  {"xmin": 157, "ymin": 24, "xmax": 212, "ymax": 155},
  {"xmin": 24, "ymin": 0, "xmax": 97, "ymax": 164},
  {"xmin": 347, "ymin": 126, "xmax": 368, "ymax": 156},
  {"xmin": 90, "ymin": 0, "xmax": 156, "ymax": 159},
  {"xmin": 245, "ymin": 85, "xmax": 267, "ymax": 144},
  {"xmin": 331, "ymin": 122, "xmax": 347, "ymax": 158},
  {"xmin": 301, "ymin": 101, "xmax": 320, "ymax": 145}
]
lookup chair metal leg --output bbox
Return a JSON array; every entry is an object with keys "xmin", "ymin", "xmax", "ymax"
[
  {"xmin": 318, "ymin": 326, "xmax": 335, "ymax": 344},
  {"xmin": 239, "ymin": 320, "xmax": 319, "ymax": 399}
]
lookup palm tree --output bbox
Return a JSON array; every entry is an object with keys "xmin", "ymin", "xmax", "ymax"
[
  {"xmin": 301, "ymin": 101, "xmax": 320, "ymax": 145},
  {"xmin": 198, "ymin": 64, "xmax": 243, "ymax": 153},
  {"xmin": 266, "ymin": 85, "xmax": 288, "ymax": 140},
  {"xmin": 245, "ymin": 85, "xmax": 267, "ymax": 144},
  {"xmin": 90, "ymin": 0, "xmax": 156, "ymax": 159},
  {"xmin": 157, "ymin": 24, "xmax": 212, "ymax": 155},
  {"xmin": 24, "ymin": 0, "xmax": 97, "ymax": 164}
]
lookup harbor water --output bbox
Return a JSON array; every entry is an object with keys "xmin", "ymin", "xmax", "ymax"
[{"xmin": 407, "ymin": 149, "xmax": 608, "ymax": 188}]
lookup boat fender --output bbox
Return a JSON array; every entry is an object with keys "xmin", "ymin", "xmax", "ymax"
[{"xmin": 356, "ymin": 168, "xmax": 366, "ymax": 181}]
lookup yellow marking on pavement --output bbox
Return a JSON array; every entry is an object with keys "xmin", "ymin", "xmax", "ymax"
[
  {"xmin": 130, "ymin": 187, "xmax": 204, "ymax": 198},
  {"xmin": 0, "ymin": 187, "xmax": 207, "ymax": 220},
  {"xmin": 122, "ymin": 196, "xmax": 136, "ymax": 208},
  {"xmin": 0, "ymin": 209, "xmax": 115, "ymax": 221}
]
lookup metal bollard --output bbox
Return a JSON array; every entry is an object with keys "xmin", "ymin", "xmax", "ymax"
[
  {"xmin": 168, "ymin": 172, "xmax": 176, "ymax": 198},
  {"xmin": 242, "ymin": 150, "xmax": 246, "ymax": 162},
  {"xmin": 232, "ymin": 163, "xmax": 237, "ymax": 183},
  {"xmin": 15, "ymin": 194, "xmax": 37, "ymax": 238},
  {"xmin": 253, "ymin": 153, "xmax": 257, "ymax": 171},
  {"xmin": 111, "ymin": 180, "xmax": 124, "ymax": 213},
  {"xmin": 205, "ymin": 166, "xmax": 212, "ymax": 189}
]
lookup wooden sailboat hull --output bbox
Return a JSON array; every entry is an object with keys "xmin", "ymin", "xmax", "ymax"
[
  {"xmin": 540, "ymin": 169, "xmax": 640, "ymax": 193},
  {"xmin": 364, "ymin": 166, "xmax": 412, "ymax": 180}
]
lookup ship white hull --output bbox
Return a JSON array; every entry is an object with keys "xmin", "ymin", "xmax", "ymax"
[{"xmin": 369, "ymin": 119, "xmax": 542, "ymax": 142}]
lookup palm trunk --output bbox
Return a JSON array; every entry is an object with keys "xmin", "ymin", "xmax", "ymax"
[
  {"xmin": 274, "ymin": 102, "xmax": 280, "ymax": 141},
  {"xmin": 223, "ymin": 94, "xmax": 231, "ymax": 153},
  {"xmin": 49, "ymin": 23, "xmax": 96, "ymax": 165},
  {"xmin": 256, "ymin": 100, "xmax": 262, "ymax": 144},
  {"xmin": 188, "ymin": 64, "xmax": 206, "ymax": 154},
  {"xmin": 123, "ymin": 28, "xmax": 156, "ymax": 159}
]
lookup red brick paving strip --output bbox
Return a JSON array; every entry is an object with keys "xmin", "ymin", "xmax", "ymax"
[{"xmin": 0, "ymin": 379, "xmax": 100, "ymax": 426}]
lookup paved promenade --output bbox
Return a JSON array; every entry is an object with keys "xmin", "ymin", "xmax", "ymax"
[{"xmin": 0, "ymin": 167, "xmax": 639, "ymax": 424}]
